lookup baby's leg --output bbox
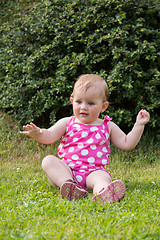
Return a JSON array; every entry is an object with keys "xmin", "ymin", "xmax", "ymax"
[
  {"xmin": 86, "ymin": 170, "xmax": 112, "ymax": 194},
  {"xmin": 86, "ymin": 170, "xmax": 125, "ymax": 204},
  {"xmin": 42, "ymin": 155, "xmax": 73, "ymax": 188}
]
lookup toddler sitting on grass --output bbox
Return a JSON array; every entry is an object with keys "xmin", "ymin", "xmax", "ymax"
[{"xmin": 21, "ymin": 74, "xmax": 150, "ymax": 204}]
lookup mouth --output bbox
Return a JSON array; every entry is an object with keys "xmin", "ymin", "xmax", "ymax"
[{"xmin": 80, "ymin": 112, "xmax": 88, "ymax": 117}]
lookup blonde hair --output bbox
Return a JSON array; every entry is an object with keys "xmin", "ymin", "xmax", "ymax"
[{"xmin": 71, "ymin": 74, "xmax": 110, "ymax": 102}]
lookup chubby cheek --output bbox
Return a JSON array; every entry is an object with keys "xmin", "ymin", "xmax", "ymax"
[
  {"xmin": 90, "ymin": 106, "xmax": 100, "ymax": 116},
  {"xmin": 73, "ymin": 104, "xmax": 79, "ymax": 114}
]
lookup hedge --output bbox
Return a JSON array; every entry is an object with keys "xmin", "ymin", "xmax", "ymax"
[{"xmin": 0, "ymin": 0, "xmax": 160, "ymax": 130}]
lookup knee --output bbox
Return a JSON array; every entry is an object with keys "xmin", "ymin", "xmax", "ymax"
[{"xmin": 42, "ymin": 155, "xmax": 54, "ymax": 171}]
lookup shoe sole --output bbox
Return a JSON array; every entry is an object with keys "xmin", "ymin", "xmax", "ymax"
[
  {"xmin": 92, "ymin": 180, "xmax": 125, "ymax": 204},
  {"xmin": 60, "ymin": 182, "xmax": 88, "ymax": 201}
]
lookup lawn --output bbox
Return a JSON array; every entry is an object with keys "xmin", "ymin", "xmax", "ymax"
[{"xmin": 0, "ymin": 112, "xmax": 159, "ymax": 240}]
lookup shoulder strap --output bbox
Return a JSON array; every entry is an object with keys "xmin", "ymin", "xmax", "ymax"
[
  {"xmin": 66, "ymin": 116, "xmax": 75, "ymax": 127},
  {"xmin": 104, "ymin": 115, "xmax": 111, "ymax": 124}
]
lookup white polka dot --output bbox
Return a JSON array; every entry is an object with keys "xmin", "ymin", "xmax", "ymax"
[
  {"xmin": 71, "ymin": 154, "xmax": 79, "ymax": 160},
  {"xmin": 61, "ymin": 153, "xmax": 66, "ymax": 158},
  {"xmin": 90, "ymin": 145, "xmax": 97, "ymax": 150},
  {"xmin": 81, "ymin": 132, "xmax": 88, "ymax": 138},
  {"xmin": 73, "ymin": 124, "xmax": 80, "ymax": 128},
  {"xmin": 73, "ymin": 138, "xmax": 78, "ymax": 142},
  {"xmin": 76, "ymin": 161, "xmax": 82, "ymax": 164},
  {"xmin": 89, "ymin": 169, "xmax": 94, "ymax": 172},
  {"xmin": 86, "ymin": 138, "xmax": 94, "ymax": 144},
  {"xmin": 80, "ymin": 166, "xmax": 88, "ymax": 169},
  {"xmin": 81, "ymin": 149, "xmax": 89, "ymax": 156},
  {"xmin": 95, "ymin": 133, "xmax": 101, "ymax": 139},
  {"xmin": 87, "ymin": 157, "xmax": 95, "ymax": 163},
  {"xmin": 102, "ymin": 159, "xmax": 107, "ymax": 165},
  {"xmin": 97, "ymin": 152, "xmax": 103, "ymax": 158},
  {"xmin": 68, "ymin": 131, "xmax": 74, "ymax": 136},
  {"xmin": 68, "ymin": 147, "xmax": 74, "ymax": 152},
  {"xmin": 79, "ymin": 170, "xmax": 85, "ymax": 172},
  {"xmin": 73, "ymin": 124, "xmax": 81, "ymax": 131},
  {"xmin": 101, "ymin": 130, "xmax": 105, "ymax": 133},
  {"xmin": 105, "ymin": 133, "xmax": 109, "ymax": 139},
  {"xmin": 64, "ymin": 143, "xmax": 69, "ymax": 147},
  {"xmin": 102, "ymin": 147, "xmax": 108, "ymax": 152},
  {"xmin": 76, "ymin": 175, "xmax": 83, "ymax": 182},
  {"xmin": 63, "ymin": 137, "xmax": 68, "ymax": 142},
  {"xmin": 78, "ymin": 143, "xmax": 84, "ymax": 148},
  {"xmin": 59, "ymin": 147, "xmax": 64, "ymax": 153},
  {"xmin": 90, "ymin": 127, "xmax": 98, "ymax": 132},
  {"xmin": 68, "ymin": 162, "xmax": 75, "ymax": 168},
  {"xmin": 74, "ymin": 125, "xmax": 82, "ymax": 131},
  {"xmin": 99, "ymin": 140, "xmax": 105, "ymax": 145}
]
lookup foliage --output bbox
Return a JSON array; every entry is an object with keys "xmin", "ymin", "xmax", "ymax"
[{"xmin": 0, "ymin": 0, "xmax": 160, "ymax": 128}]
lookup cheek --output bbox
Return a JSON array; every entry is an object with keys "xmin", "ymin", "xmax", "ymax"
[
  {"xmin": 90, "ymin": 106, "xmax": 100, "ymax": 115},
  {"xmin": 73, "ymin": 104, "xmax": 79, "ymax": 112}
]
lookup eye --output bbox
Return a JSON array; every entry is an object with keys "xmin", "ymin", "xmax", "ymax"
[
  {"xmin": 76, "ymin": 100, "xmax": 82, "ymax": 104},
  {"xmin": 88, "ymin": 102, "xmax": 94, "ymax": 105}
]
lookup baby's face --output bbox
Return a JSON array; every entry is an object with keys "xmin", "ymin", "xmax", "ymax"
[{"xmin": 70, "ymin": 86, "xmax": 108, "ymax": 125}]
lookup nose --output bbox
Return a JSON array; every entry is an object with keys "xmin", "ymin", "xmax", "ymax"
[{"xmin": 81, "ymin": 102, "xmax": 88, "ymax": 110}]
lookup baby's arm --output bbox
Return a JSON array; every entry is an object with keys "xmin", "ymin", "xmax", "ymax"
[
  {"xmin": 20, "ymin": 117, "xmax": 70, "ymax": 144},
  {"xmin": 109, "ymin": 109, "xmax": 150, "ymax": 151}
]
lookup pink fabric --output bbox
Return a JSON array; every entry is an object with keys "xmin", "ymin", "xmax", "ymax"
[{"xmin": 58, "ymin": 116, "xmax": 111, "ymax": 189}]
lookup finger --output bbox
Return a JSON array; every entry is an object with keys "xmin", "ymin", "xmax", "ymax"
[
  {"xmin": 140, "ymin": 109, "xmax": 147, "ymax": 117},
  {"xmin": 142, "ymin": 110, "xmax": 149, "ymax": 118},
  {"xmin": 23, "ymin": 126, "xmax": 31, "ymax": 131},
  {"xmin": 30, "ymin": 123, "xmax": 37, "ymax": 129},
  {"xmin": 20, "ymin": 131, "xmax": 29, "ymax": 135},
  {"xmin": 23, "ymin": 124, "xmax": 34, "ymax": 130}
]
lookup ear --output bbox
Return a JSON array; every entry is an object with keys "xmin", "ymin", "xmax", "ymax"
[
  {"xmin": 101, "ymin": 101, "xmax": 109, "ymax": 113},
  {"xmin": 70, "ymin": 97, "xmax": 74, "ymax": 104}
]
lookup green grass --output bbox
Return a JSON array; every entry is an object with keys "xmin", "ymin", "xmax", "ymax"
[{"xmin": 0, "ymin": 112, "xmax": 160, "ymax": 240}]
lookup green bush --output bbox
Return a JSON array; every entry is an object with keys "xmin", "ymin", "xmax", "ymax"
[{"xmin": 0, "ymin": 0, "xmax": 159, "ymax": 129}]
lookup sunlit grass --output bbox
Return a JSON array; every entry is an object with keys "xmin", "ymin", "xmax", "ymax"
[{"xmin": 0, "ymin": 112, "xmax": 159, "ymax": 239}]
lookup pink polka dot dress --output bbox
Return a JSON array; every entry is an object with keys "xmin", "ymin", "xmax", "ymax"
[{"xmin": 58, "ymin": 116, "xmax": 111, "ymax": 189}]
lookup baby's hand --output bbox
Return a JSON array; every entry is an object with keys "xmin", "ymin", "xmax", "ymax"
[
  {"xmin": 136, "ymin": 109, "xmax": 150, "ymax": 126},
  {"xmin": 20, "ymin": 123, "xmax": 43, "ymax": 139}
]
